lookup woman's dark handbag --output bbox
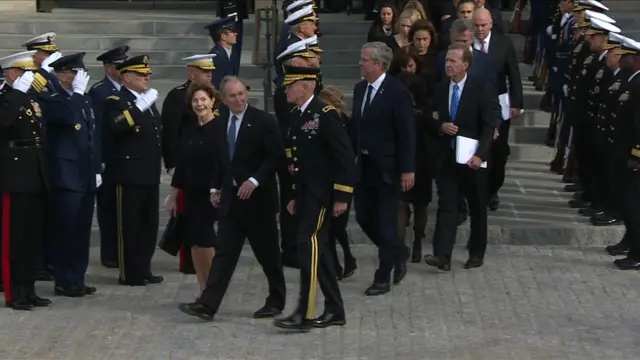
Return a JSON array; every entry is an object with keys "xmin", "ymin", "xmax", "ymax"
[{"xmin": 159, "ymin": 214, "xmax": 186, "ymax": 256}]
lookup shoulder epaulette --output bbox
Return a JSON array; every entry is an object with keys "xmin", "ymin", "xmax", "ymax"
[
  {"xmin": 322, "ymin": 105, "xmax": 336, "ymax": 113},
  {"xmin": 106, "ymin": 95, "xmax": 120, "ymax": 101},
  {"xmin": 91, "ymin": 81, "xmax": 104, "ymax": 89}
]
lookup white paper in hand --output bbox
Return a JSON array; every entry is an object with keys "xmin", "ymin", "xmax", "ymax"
[
  {"xmin": 455, "ymin": 136, "xmax": 487, "ymax": 168},
  {"xmin": 499, "ymin": 93, "xmax": 510, "ymax": 121},
  {"xmin": 96, "ymin": 174, "xmax": 103, "ymax": 188}
]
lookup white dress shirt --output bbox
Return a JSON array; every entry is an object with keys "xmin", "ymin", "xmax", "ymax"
[
  {"xmin": 300, "ymin": 94, "xmax": 315, "ymax": 113},
  {"xmin": 226, "ymin": 103, "xmax": 258, "ymax": 188},
  {"xmin": 449, "ymin": 74, "xmax": 467, "ymax": 114},
  {"xmin": 360, "ymin": 72, "xmax": 386, "ymax": 115},
  {"xmin": 473, "ymin": 31, "xmax": 492, "ymax": 53}
]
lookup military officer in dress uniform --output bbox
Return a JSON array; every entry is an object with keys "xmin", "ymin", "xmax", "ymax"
[
  {"xmin": 103, "ymin": 55, "xmax": 164, "ymax": 286},
  {"xmin": 591, "ymin": 32, "xmax": 627, "ymax": 227},
  {"xmin": 40, "ymin": 53, "xmax": 100, "ymax": 297},
  {"xmin": 0, "ymin": 51, "xmax": 51, "ymax": 310},
  {"xmin": 611, "ymin": 38, "xmax": 640, "ymax": 270},
  {"xmin": 205, "ymin": 17, "xmax": 238, "ymax": 89},
  {"xmin": 274, "ymin": 0, "xmax": 318, "ymax": 81},
  {"xmin": 89, "ymin": 45, "xmax": 130, "ymax": 269},
  {"xmin": 161, "ymin": 54, "xmax": 216, "ymax": 275},
  {"xmin": 22, "ymin": 32, "xmax": 63, "ymax": 95},
  {"xmin": 216, "ymin": 0, "xmax": 247, "ymax": 75},
  {"xmin": 274, "ymin": 65, "xmax": 355, "ymax": 331},
  {"xmin": 274, "ymin": 39, "xmax": 322, "ymax": 269}
]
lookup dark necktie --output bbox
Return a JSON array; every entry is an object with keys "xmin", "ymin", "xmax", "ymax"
[
  {"xmin": 228, "ymin": 115, "xmax": 238, "ymax": 160},
  {"xmin": 362, "ymin": 84, "xmax": 373, "ymax": 116}
]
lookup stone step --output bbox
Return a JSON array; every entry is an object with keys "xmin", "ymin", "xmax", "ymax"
[
  {"xmin": 89, "ymin": 160, "xmax": 623, "ymax": 246},
  {"xmin": 510, "ymin": 125, "xmax": 548, "ymax": 144}
]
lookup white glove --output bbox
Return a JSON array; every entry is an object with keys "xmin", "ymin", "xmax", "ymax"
[
  {"xmin": 96, "ymin": 174, "xmax": 103, "ymax": 188},
  {"xmin": 12, "ymin": 71, "xmax": 34, "ymax": 93},
  {"xmin": 167, "ymin": 168, "xmax": 175, "ymax": 176},
  {"xmin": 135, "ymin": 88, "xmax": 158, "ymax": 112},
  {"xmin": 563, "ymin": 84, "xmax": 568, "ymax": 98},
  {"xmin": 72, "ymin": 69, "xmax": 90, "ymax": 95},
  {"xmin": 40, "ymin": 52, "xmax": 63, "ymax": 73}
]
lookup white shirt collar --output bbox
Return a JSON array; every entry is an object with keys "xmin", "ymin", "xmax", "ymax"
[
  {"xmin": 614, "ymin": 68, "xmax": 621, "ymax": 76},
  {"xmin": 106, "ymin": 75, "xmax": 121, "ymax": 91},
  {"xmin": 474, "ymin": 32, "xmax": 492, "ymax": 52},
  {"xmin": 561, "ymin": 13, "xmax": 570, "ymax": 26},
  {"xmin": 450, "ymin": 74, "xmax": 468, "ymax": 90},
  {"xmin": 126, "ymin": 87, "xmax": 142, "ymax": 99},
  {"xmin": 368, "ymin": 72, "xmax": 386, "ymax": 91},
  {"xmin": 629, "ymin": 70, "xmax": 640, "ymax": 83},
  {"xmin": 230, "ymin": 103, "xmax": 249, "ymax": 120},
  {"xmin": 300, "ymin": 94, "xmax": 315, "ymax": 113},
  {"xmin": 599, "ymin": 50, "xmax": 608, "ymax": 62}
]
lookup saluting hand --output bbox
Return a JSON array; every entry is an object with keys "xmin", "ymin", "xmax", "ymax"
[
  {"xmin": 237, "ymin": 180, "xmax": 257, "ymax": 200},
  {"xmin": 401, "ymin": 173, "xmax": 415, "ymax": 192}
]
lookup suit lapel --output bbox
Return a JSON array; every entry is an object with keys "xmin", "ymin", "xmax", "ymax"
[
  {"xmin": 233, "ymin": 106, "xmax": 252, "ymax": 156},
  {"xmin": 363, "ymin": 76, "xmax": 388, "ymax": 120},
  {"xmin": 457, "ymin": 78, "xmax": 471, "ymax": 115},
  {"xmin": 219, "ymin": 107, "xmax": 232, "ymax": 162},
  {"xmin": 353, "ymin": 81, "xmax": 364, "ymax": 121}
]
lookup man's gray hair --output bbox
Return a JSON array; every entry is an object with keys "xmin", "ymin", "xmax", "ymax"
[
  {"xmin": 361, "ymin": 41, "xmax": 393, "ymax": 72},
  {"xmin": 220, "ymin": 75, "xmax": 248, "ymax": 95},
  {"xmin": 450, "ymin": 18, "xmax": 473, "ymax": 35}
]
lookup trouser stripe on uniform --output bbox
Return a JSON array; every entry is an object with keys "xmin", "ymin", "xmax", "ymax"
[
  {"xmin": 116, "ymin": 185, "xmax": 125, "ymax": 281},
  {"xmin": 306, "ymin": 207, "xmax": 325, "ymax": 320},
  {"xmin": 1, "ymin": 194, "xmax": 12, "ymax": 302}
]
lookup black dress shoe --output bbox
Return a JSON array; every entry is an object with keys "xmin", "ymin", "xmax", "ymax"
[
  {"xmin": 364, "ymin": 282, "xmax": 390, "ymax": 296},
  {"xmin": 253, "ymin": 305, "xmax": 282, "ymax": 319},
  {"xmin": 393, "ymin": 262, "xmax": 407, "ymax": 285},
  {"xmin": 35, "ymin": 271, "xmax": 54, "ymax": 281},
  {"xmin": 564, "ymin": 184, "xmax": 581, "ymax": 192},
  {"xmin": 178, "ymin": 302, "xmax": 215, "ymax": 321},
  {"xmin": 145, "ymin": 275, "xmax": 164, "ymax": 284},
  {"xmin": 83, "ymin": 285, "xmax": 97, "ymax": 295},
  {"xmin": 342, "ymin": 258, "xmax": 357, "ymax": 279},
  {"xmin": 614, "ymin": 257, "xmax": 640, "ymax": 270},
  {"xmin": 562, "ymin": 176, "xmax": 576, "ymax": 183},
  {"xmin": 54, "ymin": 285, "xmax": 85, "ymax": 297},
  {"xmin": 118, "ymin": 278, "xmax": 148, "ymax": 286},
  {"xmin": 606, "ymin": 240, "xmax": 629, "ymax": 256},
  {"xmin": 572, "ymin": 191, "xmax": 585, "ymax": 200},
  {"xmin": 5, "ymin": 299, "xmax": 34, "ymax": 310},
  {"xmin": 273, "ymin": 313, "xmax": 313, "ymax": 331},
  {"xmin": 28, "ymin": 295, "xmax": 51, "ymax": 307},
  {"xmin": 578, "ymin": 207, "xmax": 603, "ymax": 217},
  {"xmin": 424, "ymin": 254, "xmax": 451, "ymax": 271},
  {"xmin": 313, "ymin": 312, "xmax": 346, "ymax": 328},
  {"xmin": 101, "ymin": 261, "xmax": 118, "ymax": 269},
  {"xmin": 464, "ymin": 257, "xmax": 484, "ymax": 269},
  {"xmin": 591, "ymin": 214, "xmax": 622, "ymax": 226},
  {"xmin": 488, "ymin": 194, "xmax": 500, "ymax": 211},
  {"xmin": 568, "ymin": 199, "xmax": 590, "ymax": 208}
]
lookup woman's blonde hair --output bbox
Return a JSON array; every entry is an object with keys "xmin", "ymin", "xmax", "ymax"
[
  {"xmin": 396, "ymin": 9, "xmax": 422, "ymax": 33},
  {"xmin": 402, "ymin": 0, "xmax": 427, "ymax": 20},
  {"xmin": 318, "ymin": 85, "xmax": 346, "ymax": 114}
]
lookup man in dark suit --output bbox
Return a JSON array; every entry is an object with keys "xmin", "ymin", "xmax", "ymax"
[
  {"xmin": 473, "ymin": 8, "xmax": 523, "ymax": 210},
  {"xmin": 425, "ymin": 43, "xmax": 494, "ymax": 271},
  {"xmin": 439, "ymin": 0, "xmax": 479, "ymax": 51},
  {"xmin": 440, "ymin": 0, "xmax": 504, "ymax": 45},
  {"xmin": 178, "ymin": 76, "xmax": 286, "ymax": 322},
  {"xmin": 104, "ymin": 55, "xmax": 164, "ymax": 287},
  {"xmin": 40, "ymin": 53, "xmax": 100, "ymax": 298},
  {"xmin": 88, "ymin": 45, "xmax": 129, "ymax": 269},
  {"xmin": 205, "ymin": 17, "xmax": 239, "ymax": 89},
  {"xmin": 350, "ymin": 41, "xmax": 415, "ymax": 296},
  {"xmin": 216, "ymin": 0, "xmax": 248, "ymax": 76}
]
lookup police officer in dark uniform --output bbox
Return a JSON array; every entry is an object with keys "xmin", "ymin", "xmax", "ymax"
[
  {"xmin": 161, "ymin": 54, "xmax": 216, "ymax": 274},
  {"xmin": 274, "ymin": 39, "xmax": 322, "ymax": 268},
  {"xmin": 89, "ymin": 45, "xmax": 130, "ymax": 269},
  {"xmin": 591, "ymin": 33, "xmax": 626, "ymax": 227},
  {"xmin": 104, "ymin": 55, "xmax": 164, "ymax": 286},
  {"xmin": 206, "ymin": 17, "xmax": 239, "ymax": 89},
  {"xmin": 216, "ymin": 0, "xmax": 247, "ymax": 75},
  {"xmin": 40, "ymin": 53, "xmax": 101, "ymax": 297},
  {"xmin": 0, "ymin": 51, "xmax": 50, "ymax": 310},
  {"xmin": 612, "ymin": 37, "xmax": 640, "ymax": 270},
  {"xmin": 274, "ymin": 65, "xmax": 355, "ymax": 331}
]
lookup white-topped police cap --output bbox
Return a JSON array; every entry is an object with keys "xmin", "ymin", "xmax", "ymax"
[
  {"xmin": 276, "ymin": 38, "xmax": 314, "ymax": 61},
  {"xmin": 585, "ymin": 10, "xmax": 615, "ymax": 24},
  {"xmin": 583, "ymin": 0, "xmax": 609, "ymax": 12},
  {"xmin": 286, "ymin": 0, "xmax": 313, "ymax": 12},
  {"xmin": 619, "ymin": 37, "xmax": 640, "ymax": 55},
  {"xmin": 0, "ymin": 50, "xmax": 38, "ymax": 71},
  {"xmin": 586, "ymin": 17, "xmax": 621, "ymax": 35},
  {"xmin": 181, "ymin": 54, "xmax": 216, "ymax": 71},
  {"xmin": 284, "ymin": 4, "xmax": 318, "ymax": 25},
  {"xmin": 605, "ymin": 32, "xmax": 625, "ymax": 48},
  {"xmin": 302, "ymin": 35, "xmax": 324, "ymax": 53},
  {"xmin": 21, "ymin": 32, "xmax": 58, "ymax": 53}
]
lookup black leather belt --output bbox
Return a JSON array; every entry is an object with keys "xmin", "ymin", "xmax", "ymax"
[{"xmin": 9, "ymin": 139, "xmax": 41, "ymax": 148}]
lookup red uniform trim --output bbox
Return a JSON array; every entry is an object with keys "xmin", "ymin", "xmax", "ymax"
[
  {"xmin": 177, "ymin": 190, "xmax": 186, "ymax": 268},
  {"xmin": 1, "ymin": 194, "xmax": 12, "ymax": 302}
]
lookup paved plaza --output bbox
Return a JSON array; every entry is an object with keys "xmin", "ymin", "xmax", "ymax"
[{"xmin": 1, "ymin": 245, "xmax": 639, "ymax": 359}]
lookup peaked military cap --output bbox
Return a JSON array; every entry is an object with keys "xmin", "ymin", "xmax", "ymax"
[
  {"xmin": 303, "ymin": 35, "xmax": 323, "ymax": 54},
  {"xmin": 21, "ymin": 32, "xmax": 58, "ymax": 53},
  {"xmin": 277, "ymin": 39, "xmax": 316, "ymax": 61},
  {"xmin": 283, "ymin": 65, "xmax": 320, "ymax": 86},
  {"xmin": 96, "ymin": 45, "xmax": 129, "ymax": 64},
  {"xmin": 116, "ymin": 54, "xmax": 152, "ymax": 75},
  {"xmin": 0, "ymin": 51, "xmax": 38, "ymax": 71},
  {"xmin": 574, "ymin": 0, "xmax": 608, "ymax": 12},
  {"xmin": 585, "ymin": 10, "xmax": 615, "ymax": 24},
  {"xmin": 50, "ymin": 52, "xmax": 86, "ymax": 72},
  {"xmin": 604, "ymin": 32, "xmax": 625, "ymax": 50},
  {"xmin": 204, "ymin": 16, "xmax": 236, "ymax": 36},
  {"xmin": 586, "ymin": 18, "xmax": 621, "ymax": 36},
  {"xmin": 617, "ymin": 37, "xmax": 640, "ymax": 56},
  {"xmin": 285, "ymin": 5, "xmax": 318, "ymax": 26},
  {"xmin": 285, "ymin": 0, "xmax": 315, "ymax": 14},
  {"xmin": 182, "ymin": 54, "xmax": 216, "ymax": 71}
]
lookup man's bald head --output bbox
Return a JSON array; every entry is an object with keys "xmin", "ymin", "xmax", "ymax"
[{"xmin": 473, "ymin": 8, "xmax": 492, "ymax": 40}]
